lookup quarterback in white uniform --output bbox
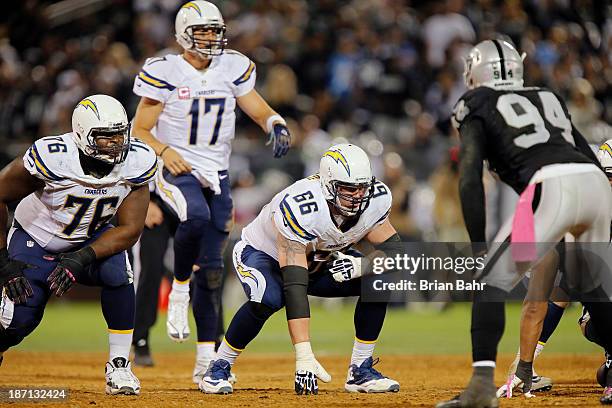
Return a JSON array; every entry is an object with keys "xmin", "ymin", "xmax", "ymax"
[
  {"xmin": 199, "ymin": 144, "xmax": 401, "ymax": 395},
  {"xmin": 132, "ymin": 0, "xmax": 291, "ymax": 383},
  {"xmin": 0, "ymin": 95, "xmax": 157, "ymax": 395}
]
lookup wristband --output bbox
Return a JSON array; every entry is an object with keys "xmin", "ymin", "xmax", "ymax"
[{"xmin": 265, "ymin": 114, "xmax": 286, "ymax": 133}]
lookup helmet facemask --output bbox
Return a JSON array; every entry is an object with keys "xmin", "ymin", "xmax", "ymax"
[
  {"xmin": 328, "ymin": 178, "xmax": 375, "ymax": 217},
  {"xmin": 185, "ymin": 24, "xmax": 227, "ymax": 57},
  {"xmin": 85, "ymin": 123, "xmax": 130, "ymax": 165}
]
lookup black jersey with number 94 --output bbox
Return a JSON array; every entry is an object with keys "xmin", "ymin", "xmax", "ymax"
[{"xmin": 452, "ymin": 86, "xmax": 594, "ymax": 193}]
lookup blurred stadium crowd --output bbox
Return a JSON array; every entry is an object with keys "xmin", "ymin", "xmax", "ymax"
[{"xmin": 1, "ymin": 0, "xmax": 611, "ymax": 248}]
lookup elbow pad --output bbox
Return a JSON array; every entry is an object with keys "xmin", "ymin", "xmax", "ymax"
[{"xmin": 281, "ymin": 265, "xmax": 310, "ymax": 320}]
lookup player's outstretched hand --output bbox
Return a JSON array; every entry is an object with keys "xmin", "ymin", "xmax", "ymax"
[
  {"xmin": 267, "ymin": 123, "xmax": 291, "ymax": 158},
  {"xmin": 295, "ymin": 353, "xmax": 331, "ymax": 395},
  {"xmin": 44, "ymin": 247, "xmax": 96, "ymax": 297},
  {"xmin": 0, "ymin": 249, "xmax": 34, "ymax": 304},
  {"xmin": 161, "ymin": 147, "xmax": 192, "ymax": 175},
  {"xmin": 516, "ymin": 360, "xmax": 533, "ymax": 395},
  {"xmin": 295, "ymin": 370, "xmax": 318, "ymax": 395},
  {"xmin": 329, "ymin": 251, "xmax": 362, "ymax": 282}
]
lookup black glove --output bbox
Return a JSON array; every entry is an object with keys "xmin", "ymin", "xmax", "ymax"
[
  {"xmin": 267, "ymin": 123, "xmax": 291, "ymax": 158},
  {"xmin": 0, "ymin": 248, "xmax": 34, "ymax": 305},
  {"xmin": 516, "ymin": 359, "xmax": 533, "ymax": 394},
  {"xmin": 294, "ymin": 370, "xmax": 318, "ymax": 395},
  {"xmin": 44, "ymin": 246, "xmax": 96, "ymax": 297}
]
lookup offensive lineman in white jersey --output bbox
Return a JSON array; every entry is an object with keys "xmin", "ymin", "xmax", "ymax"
[
  {"xmin": 199, "ymin": 144, "xmax": 400, "ymax": 395},
  {"xmin": 132, "ymin": 0, "xmax": 291, "ymax": 384},
  {"xmin": 0, "ymin": 95, "xmax": 157, "ymax": 395}
]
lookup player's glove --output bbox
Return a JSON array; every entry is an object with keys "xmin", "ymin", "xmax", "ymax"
[
  {"xmin": 515, "ymin": 359, "xmax": 533, "ymax": 395},
  {"xmin": 267, "ymin": 123, "xmax": 291, "ymax": 158},
  {"xmin": 0, "ymin": 248, "xmax": 34, "ymax": 305},
  {"xmin": 294, "ymin": 342, "xmax": 331, "ymax": 395},
  {"xmin": 329, "ymin": 251, "xmax": 362, "ymax": 283},
  {"xmin": 44, "ymin": 246, "xmax": 96, "ymax": 297}
]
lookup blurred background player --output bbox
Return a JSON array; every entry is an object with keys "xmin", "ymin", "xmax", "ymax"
[
  {"xmin": 131, "ymin": 0, "xmax": 291, "ymax": 385},
  {"xmin": 0, "ymin": 95, "xmax": 157, "ymax": 395},
  {"xmin": 437, "ymin": 40, "xmax": 612, "ymax": 408},
  {"xmin": 131, "ymin": 196, "xmax": 173, "ymax": 366},
  {"xmin": 199, "ymin": 144, "xmax": 400, "ymax": 395}
]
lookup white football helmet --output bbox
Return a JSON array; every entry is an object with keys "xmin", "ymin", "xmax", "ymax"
[
  {"xmin": 597, "ymin": 139, "xmax": 612, "ymax": 179},
  {"xmin": 464, "ymin": 39, "xmax": 524, "ymax": 90},
  {"xmin": 71, "ymin": 94, "xmax": 130, "ymax": 164},
  {"xmin": 319, "ymin": 144, "xmax": 375, "ymax": 217},
  {"xmin": 175, "ymin": 1, "xmax": 227, "ymax": 57}
]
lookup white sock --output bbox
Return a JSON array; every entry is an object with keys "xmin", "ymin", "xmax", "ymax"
[
  {"xmin": 109, "ymin": 330, "xmax": 133, "ymax": 361},
  {"xmin": 197, "ymin": 342, "xmax": 216, "ymax": 362},
  {"xmin": 351, "ymin": 338, "xmax": 375, "ymax": 367},
  {"xmin": 534, "ymin": 341, "xmax": 545, "ymax": 359},
  {"xmin": 172, "ymin": 278, "xmax": 190, "ymax": 293},
  {"xmin": 216, "ymin": 338, "xmax": 242, "ymax": 366}
]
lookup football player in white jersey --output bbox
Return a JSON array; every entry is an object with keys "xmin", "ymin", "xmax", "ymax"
[
  {"xmin": 132, "ymin": 0, "xmax": 291, "ymax": 384},
  {"xmin": 198, "ymin": 144, "xmax": 400, "ymax": 395},
  {"xmin": 0, "ymin": 95, "xmax": 157, "ymax": 395}
]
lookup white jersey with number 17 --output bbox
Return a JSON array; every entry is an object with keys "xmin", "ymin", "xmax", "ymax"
[{"xmin": 133, "ymin": 51, "xmax": 256, "ymax": 172}]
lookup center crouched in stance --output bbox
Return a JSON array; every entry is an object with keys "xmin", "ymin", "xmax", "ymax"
[
  {"xmin": 199, "ymin": 144, "xmax": 400, "ymax": 395},
  {"xmin": 0, "ymin": 95, "xmax": 157, "ymax": 396}
]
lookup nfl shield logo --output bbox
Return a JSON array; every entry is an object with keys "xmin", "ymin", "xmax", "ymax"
[{"xmin": 178, "ymin": 87, "xmax": 191, "ymax": 99}]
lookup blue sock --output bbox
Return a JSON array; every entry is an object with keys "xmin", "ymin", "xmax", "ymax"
[
  {"xmin": 225, "ymin": 302, "xmax": 275, "ymax": 350},
  {"xmin": 193, "ymin": 268, "xmax": 223, "ymax": 342},
  {"xmin": 539, "ymin": 302, "xmax": 565, "ymax": 343},
  {"xmin": 101, "ymin": 284, "xmax": 135, "ymax": 330}
]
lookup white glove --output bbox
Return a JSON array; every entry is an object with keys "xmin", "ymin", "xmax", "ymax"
[
  {"xmin": 294, "ymin": 342, "xmax": 331, "ymax": 395},
  {"xmin": 329, "ymin": 251, "xmax": 362, "ymax": 282}
]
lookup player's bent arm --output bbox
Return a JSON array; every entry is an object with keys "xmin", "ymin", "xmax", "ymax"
[
  {"xmin": 572, "ymin": 126, "xmax": 600, "ymax": 166},
  {"xmin": 237, "ymin": 89, "xmax": 284, "ymax": 132},
  {"xmin": 276, "ymin": 227, "xmax": 310, "ymax": 344},
  {"xmin": 133, "ymin": 97, "xmax": 191, "ymax": 175},
  {"xmin": 458, "ymin": 119, "xmax": 487, "ymax": 246},
  {"xmin": 364, "ymin": 219, "xmax": 399, "ymax": 245},
  {"xmin": 132, "ymin": 97, "xmax": 166, "ymax": 154},
  {"xmin": 0, "ymin": 158, "xmax": 45, "ymax": 248},
  {"xmin": 89, "ymin": 185, "xmax": 150, "ymax": 259}
]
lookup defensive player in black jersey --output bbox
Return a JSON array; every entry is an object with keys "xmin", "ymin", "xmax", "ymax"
[{"xmin": 437, "ymin": 40, "xmax": 612, "ymax": 408}]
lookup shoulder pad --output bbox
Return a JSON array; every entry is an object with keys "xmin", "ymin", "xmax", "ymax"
[
  {"xmin": 276, "ymin": 182, "xmax": 323, "ymax": 243},
  {"xmin": 220, "ymin": 50, "xmax": 256, "ymax": 87},
  {"xmin": 123, "ymin": 139, "xmax": 158, "ymax": 186},
  {"xmin": 135, "ymin": 55, "xmax": 177, "ymax": 92},
  {"xmin": 452, "ymin": 87, "xmax": 495, "ymax": 130},
  {"xmin": 368, "ymin": 181, "xmax": 392, "ymax": 225},
  {"xmin": 24, "ymin": 135, "xmax": 76, "ymax": 181}
]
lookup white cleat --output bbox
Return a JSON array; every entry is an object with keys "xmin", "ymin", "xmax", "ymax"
[
  {"xmin": 166, "ymin": 290, "xmax": 190, "ymax": 342},
  {"xmin": 344, "ymin": 357, "xmax": 400, "ymax": 393},
  {"xmin": 497, "ymin": 374, "xmax": 553, "ymax": 398},
  {"xmin": 193, "ymin": 358, "xmax": 237, "ymax": 385},
  {"xmin": 105, "ymin": 357, "xmax": 140, "ymax": 395},
  {"xmin": 198, "ymin": 359, "xmax": 233, "ymax": 394}
]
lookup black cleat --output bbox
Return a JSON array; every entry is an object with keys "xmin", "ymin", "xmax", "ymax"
[
  {"xmin": 437, "ymin": 369, "xmax": 498, "ymax": 408},
  {"xmin": 133, "ymin": 342, "xmax": 154, "ymax": 367}
]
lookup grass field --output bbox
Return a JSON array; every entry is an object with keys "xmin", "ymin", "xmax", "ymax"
[
  {"xmin": 5, "ymin": 301, "xmax": 606, "ymax": 407},
  {"xmin": 19, "ymin": 300, "xmax": 599, "ymax": 355}
]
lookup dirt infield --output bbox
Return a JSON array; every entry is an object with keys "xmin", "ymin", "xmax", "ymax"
[{"xmin": 0, "ymin": 351, "xmax": 606, "ymax": 407}]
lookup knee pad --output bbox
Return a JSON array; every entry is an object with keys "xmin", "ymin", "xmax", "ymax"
[
  {"xmin": 197, "ymin": 268, "xmax": 224, "ymax": 290},
  {"xmin": 247, "ymin": 301, "xmax": 277, "ymax": 321}
]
